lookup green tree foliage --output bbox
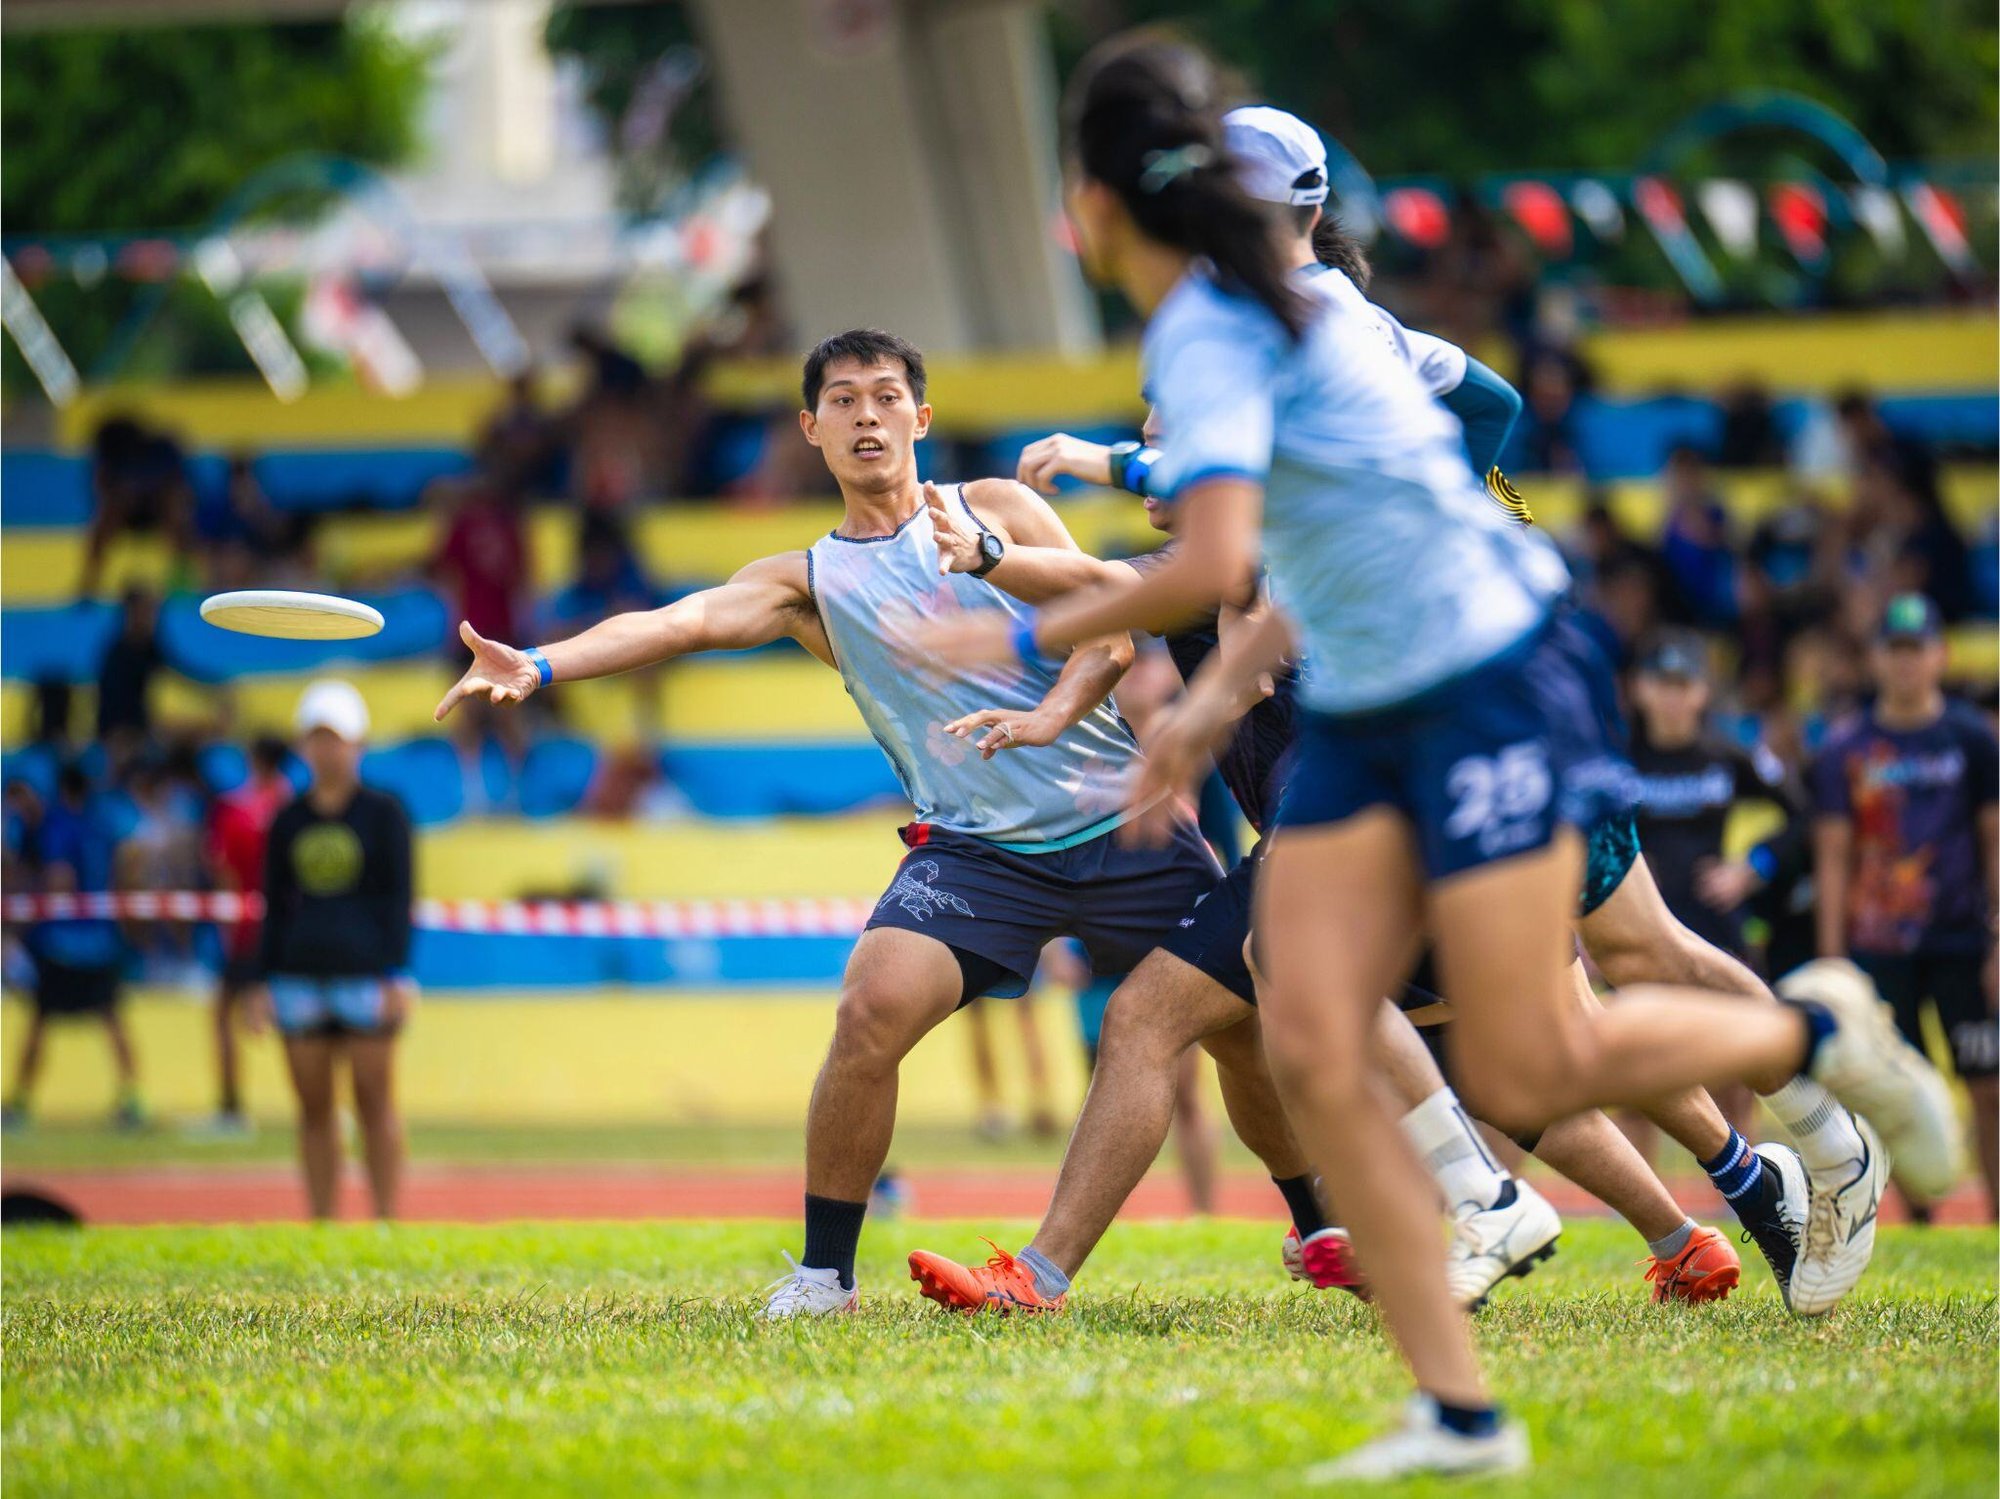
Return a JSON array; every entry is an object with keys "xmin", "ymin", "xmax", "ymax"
[
  {"xmin": 1, "ymin": 15, "xmax": 428, "ymax": 386},
  {"xmin": 544, "ymin": 1, "xmax": 721, "ymax": 216},
  {"xmin": 2, "ymin": 15, "xmax": 428, "ymax": 234},
  {"xmin": 1056, "ymin": 0, "xmax": 1996, "ymax": 175}
]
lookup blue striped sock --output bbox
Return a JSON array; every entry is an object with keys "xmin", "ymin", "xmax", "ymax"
[{"xmin": 1701, "ymin": 1130, "xmax": 1765, "ymax": 1202}]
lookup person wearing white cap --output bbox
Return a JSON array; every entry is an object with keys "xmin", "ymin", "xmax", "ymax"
[
  {"xmin": 250, "ymin": 677, "xmax": 415, "ymax": 1220},
  {"xmin": 1017, "ymin": 96, "xmax": 1879, "ymax": 1318}
]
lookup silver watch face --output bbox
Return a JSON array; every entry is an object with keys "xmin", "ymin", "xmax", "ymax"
[{"xmin": 982, "ymin": 534, "xmax": 1004, "ymax": 566}]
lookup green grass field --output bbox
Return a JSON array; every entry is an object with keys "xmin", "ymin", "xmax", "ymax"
[{"xmin": 4, "ymin": 1218, "xmax": 1993, "ymax": 1498}]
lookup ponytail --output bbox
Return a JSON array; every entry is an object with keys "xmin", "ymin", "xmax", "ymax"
[
  {"xmin": 1065, "ymin": 33, "xmax": 1312, "ymax": 341},
  {"xmin": 1312, "ymin": 217, "xmax": 1372, "ymax": 290}
]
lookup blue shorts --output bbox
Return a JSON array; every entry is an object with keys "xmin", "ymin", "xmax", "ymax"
[
  {"xmin": 268, "ymin": 975, "xmax": 396, "ymax": 1039},
  {"xmin": 1158, "ymin": 847, "xmax": 1261, "ymax": 1005},
  {"xmin": 865, "ymin": 819, "xmax": 1221, "ymax": 1003},
  {"xmin": 1275, "ymin": 620, "xmax": 1639, "ymax": 880}
]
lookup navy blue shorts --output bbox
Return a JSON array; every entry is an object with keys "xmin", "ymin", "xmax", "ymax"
[
  {"xmin": 865, "ymin": 820, "xmax": 1221, "ymax": 1003},
  {"xmin": 1158, "ymin": 848, "xmax": 1260, "ymax": 1005},
  {"xmin": 1275, "ymin": 621, "xmax": 1639, "ymax": 881}
]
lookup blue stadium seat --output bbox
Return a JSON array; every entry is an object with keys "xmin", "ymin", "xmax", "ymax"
[
  {"xmin": 518, "ymin": 737, "xmax": 599, "ymax": 819},
  {"xmin": 660, "ymin": 743, "xmax": 900, "ymax": 818},
  {"xmin": 361, "ymin": 738, "xmax": 465, "ymax": 826}
]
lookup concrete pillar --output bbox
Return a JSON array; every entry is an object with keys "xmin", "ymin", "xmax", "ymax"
[{"xmin": 690, "ymin": 0, "xmax": 1097, "ymax": 357}]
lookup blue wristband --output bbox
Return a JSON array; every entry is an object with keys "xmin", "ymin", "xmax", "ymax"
[
  {"xmin": 1010, "ymin": 614, "xmax": 1046, "ymax": 667},
  {"xmin": 1125, "ymin": 447, "xmax": 1159, "ymax": 497},
  {"xmin": 1747, "ymin": 844, "xmax": 1778, "ymax": 884},
  {"xmin": 524, "ymin": 647, "xmax": 553, "ymax": 687}
]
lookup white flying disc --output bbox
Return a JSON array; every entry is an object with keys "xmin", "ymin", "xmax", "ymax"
[{"xmin": 199, "ymin": 590, "xmax": 385, "ymax": 641}]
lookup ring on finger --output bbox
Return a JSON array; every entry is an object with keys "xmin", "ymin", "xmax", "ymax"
[{"xmin": 998, "ymin": 722, "xmax": 1016, "ymax": 744}]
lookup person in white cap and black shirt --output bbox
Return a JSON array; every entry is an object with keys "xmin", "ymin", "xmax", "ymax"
[{"xmin": 252, "ymin": 678, "xmax": 415, "ymax": 1220}]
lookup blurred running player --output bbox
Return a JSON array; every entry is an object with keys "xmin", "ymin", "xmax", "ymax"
[
  {"xmin": 1812, "ymin": 594, "xmax": 1998, "ymax": 1217},
  {"xmin": 436, "ymin": 329, "xmax": 1305, "ymax": 1317},
  {"xmin": 931, "ymin": 34, "xmax": 1960, "ymax": 1477},
  {"xmin": 1012, "ymin": 101, "xmax": 1874, "ymax": 1316},
  {"xmin": 255, "ymin": 681, "xmax": 415, "ymax": 1220},
  {"xmin": 198, "ymin": 734, "xmax": 293, "ymax": 1135}
]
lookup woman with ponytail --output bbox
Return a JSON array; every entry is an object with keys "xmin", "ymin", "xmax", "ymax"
[{"xmin": 923, "ymin": 28, "xmax": 1959, "ymax": 1483}]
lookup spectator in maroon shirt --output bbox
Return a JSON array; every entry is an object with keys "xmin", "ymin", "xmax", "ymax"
[{"xmin": 427, "ymin": 459, "xmax": 530, "ymax": 808}]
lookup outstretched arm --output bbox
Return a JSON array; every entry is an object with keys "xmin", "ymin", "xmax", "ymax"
[{"xmin": 435, "ymin": 551, "xmax": 825, "ymax": 721}]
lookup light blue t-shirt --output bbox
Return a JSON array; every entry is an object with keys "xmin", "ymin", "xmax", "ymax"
[{"xmin": 1143, "ymin": 268, "xmax": 1561, "ymax": 714}]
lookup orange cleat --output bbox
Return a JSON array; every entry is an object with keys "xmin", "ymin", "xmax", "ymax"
[
  {"xmin": 909, "ymin": 1240, "xmax": 1066, "ymax": 1315},
  {"xmin": 1642, "ymin": 1224, "xmax": 1741, "ymax": 1303}
]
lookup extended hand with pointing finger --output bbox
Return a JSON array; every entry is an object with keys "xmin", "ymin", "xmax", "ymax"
[
  {"xmin": 1015, "ymin": 433, "xmax": 1113, "ymax": 496},
  {"xmin": 435, "ymin": 621, "xmax": 540, "ymax": 722}
]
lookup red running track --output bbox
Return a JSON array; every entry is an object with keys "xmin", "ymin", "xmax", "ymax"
[{"xmin": 4, "ymin": 1164, "xmax": 1985, "ymax": 1227}]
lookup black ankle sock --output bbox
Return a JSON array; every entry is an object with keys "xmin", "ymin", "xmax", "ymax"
[
  {"xmin": 1432, "ymin": 1398, "xmax": 1500, "ymax": 1438},
  {"xmin": 802, "ymin": 1193, "xmax": 868, "ymax": 1290},
  {"xmin": 1728, "ymin": 1151, "xmax": 1786, "ymax": 1228},
  {"xmin": 1784, "ymin": 997, "xmax": 1837, "ymax": 1072},
  {"xmin": 1272, "ymin": 1174, "xmax": 1326, "ymax": 1238}
]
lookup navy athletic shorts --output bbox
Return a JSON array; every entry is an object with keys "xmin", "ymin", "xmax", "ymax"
[
  {"xmin": 1856, "ymin": 951, "xmax": 1997, "ymax": 1081},
  {"xmin": 864, "ymin": 819, "xmax": 1221, "ymax": 1003},
  {"xmin": 1275, "ymin": 619, "xmax": 1639, "ymax": 881},
  {"xmin": 1158, "ymin": 847, "xmax": 1261, "ymax": 1005}
]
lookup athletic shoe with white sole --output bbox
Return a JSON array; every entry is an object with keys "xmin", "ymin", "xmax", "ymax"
[
  {"xmin": 1790, "ymin": 1116, "xmax": 1887, "ymax": 1317},
  {"xmin": 1305, "ymin": 1395, "xmax": 1531, "ymax": 1483},
  {"xmin": 1782, "ymin": 958, "xmax": 1962, "ymax": 1201},
  {"xmin": 1446, "ymin": 1179, "xmax": 1561, "ymax": 1311},
  {"xmin": 1284, "ymin": 1225, "xmax": 1371, "ymax": 1298},
  {"xmin": 759, "ymin": 1254, "xmax": 858, "ymax": 1319},
  {"xmin": 1740, "ymin": 1141, "xmax": 1807, "ymax": 1305}
]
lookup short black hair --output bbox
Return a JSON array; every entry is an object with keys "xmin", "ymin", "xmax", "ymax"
[
  {"xmin": 249, "ymin": 735, "xmax": 290, "ymax": 776},
  {"xmin": 801, "ymin": 329, "xmax": 927, "ymax": 410}
]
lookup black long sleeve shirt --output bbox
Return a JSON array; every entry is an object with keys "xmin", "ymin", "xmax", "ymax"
[{"xmin": 258, "ymin": 786, "xmax": 413, "ymax": 980}]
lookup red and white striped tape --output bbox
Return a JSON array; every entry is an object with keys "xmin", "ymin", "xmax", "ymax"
[{"xmin": 0, "ymin": 891, "xmax": 875, "ymax": 939}]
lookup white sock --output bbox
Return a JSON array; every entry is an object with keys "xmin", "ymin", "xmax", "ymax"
[
  {"xmin": 1761, "ymin": 1076, "xmax": 1865, "ymax": 1175},
  {"xmin": 1403, "ymin": 1087, "xmax": 1510, "ymax": 1217}
]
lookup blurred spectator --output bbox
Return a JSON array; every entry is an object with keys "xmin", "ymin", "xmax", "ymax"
[
  {"xmin": 480, "ymin": 369, "xmax": 561, "ymax": 495},
  {"xmin": 565, "ymin": 324, "xmax": 668, "ymax": 510},
  {"xmin": 545, "ymin": 512, "xmax": 659, "ymax": 637},
  {"xmin": 1658, "ymin": 445, "xmax": 1737, "ymax": 627},
  {"xmin": 30, "ymin": 677, "xmax": 75, "ymax": 752},
  {"xmin": 1809, "ymin": 595, "xmax": 1998, "ymax": 1219},
  {"xmin": 1715, "ymin": 380, "xmax": 1785, "ymax": 469},
  {"xmin": 1516, "ymin": 350, "xmax": 1588, "ymax": 475},
  {"xmin": 2, "ymin": 763, "xmax": 145, "ymax": 1131},
  {"xmin": 2, "ymin": 778, "xmax": 47, "ymax": 894},
  {"xmin": 254, "ymin": 680, "xmax": 414, "ymax": 1221},
  {"xmin": 82, "ymin": 416, "xmax": 193, "ymax": 597},
  {"xmin": 1736, "ymin": 490, "xmax": 1838, "ymax": 708},
  {"xmin": 1581, "ymin": 552, "xmax": 1666, "ymax": 669},
  {"xmin": 95, "ymin": 586, "xmax": 165, "ymax": 768},
  {"xmin": 582, "ymin": 742, "xmax": 692, "ymax": 821},
  {"xmin": 197, "ymin": 453, "xmax": 315, "ymax": 589},
  {"xmin": 964, "ymin": 984, "xmax": 1059, "ymax": 1143},
  {"xmin": 200, "ymin": 735, "xmax": 295, "ymax": 1134},
  {"xmin": 428, "ymin": 460, "xmax": 531, "ymax": 809},
  {"xmin": 115, "ymin": 749, "xmax": 205, "ymax": 982},
  {"xmin": 1834, "ymin": 387, "xmax": 1936, "ymax": 491}
]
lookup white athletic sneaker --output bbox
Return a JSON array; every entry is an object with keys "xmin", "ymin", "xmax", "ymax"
[
  {"xmin": 1790, "ymin": 1117, "xmax": 1887, "ymax": 1317},
  {"xmin": 1306, "ymin": 1395, "xmax": 1531, "ymax": 1483},
  {"xmin": 1782, "ymin": 958, "xmax": 1963, "ymax": 1201},
  {"xmin": 1742, "ymin": 1141, "xmax": 1808, "ymax": 1305},
  {"xmin": 759, "ymin": 1254, "xmax": 858, "ymax": 1320},
  {"xmin": 1446, "ymin": 1179, "xmax": 1561, "ymax": 1311}
]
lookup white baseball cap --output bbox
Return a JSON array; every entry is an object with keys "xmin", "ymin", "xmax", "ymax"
[
  {"xmin": 295, "ymin": 678, "xmax": 371, "ymax": 743},
  {"xmin": 1224, "ymin": 105, "xmax": 1330, "ymax": 207}
]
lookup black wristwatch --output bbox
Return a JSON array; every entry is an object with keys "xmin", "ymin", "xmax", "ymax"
[
  {"xmin": 1106, "ymin": 440, "xmax": 1143, "ymax": 492},
  {"xmin": 970, "ymin": 531, "xmax": 1006, "ymax": 578}
]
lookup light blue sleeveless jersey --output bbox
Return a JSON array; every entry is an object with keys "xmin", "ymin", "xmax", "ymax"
[
  {"xmin": 1144, "ymin": 268, "xmax": 1565, "ymax": 716},
  {"xmin": 806, "ymin": 487, "xmax": 1141, "ymax": 850}
]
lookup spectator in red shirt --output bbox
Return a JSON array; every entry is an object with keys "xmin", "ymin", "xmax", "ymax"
[{"xmin": 200, "ymin": 736, "xmax": 294, "ymax": 1133}]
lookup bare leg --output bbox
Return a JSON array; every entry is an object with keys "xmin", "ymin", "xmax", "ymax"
[
  {"xmin": 103, "ymin": 1010, "xmax": 140, "ymax": 1098},
  {"xmin": 1170, "ymin": 1047, "xmax": 1218, "ymax": 1214},
  {"xmin": 1029, "ymin": 949, "xmax": 1257, "ymax": 1274},
  {"xmin": 963, "ymin": 1000, "xmax": 1004, "ymax": 1134},
  {"xmin": 805, "ymin": 929, "xmax": 965, "ymax": 1203},
  {"xmin": 215, "ymin": 981, "xmax": 244, "ymax": 1117},
  {"xmin": 1970, "ymin": 1076, "xmax": 1998, "ymax": 1220},
  {"xmin": 1013, "ymin": 990, "xmax": 1059, "ymax": 1137},
  {"xmin": 5, "ymin": 1012, "xmax": 49, "ymax": 1111},
  {"xmin": 1205, "ymin": 1010, "xmax": 1311, "ymax": 1180},
  {"xmin": 1533, "ymin": 1109, "xmax": 1687, "ymax": 1243},
  {"xmin": 1257, "ymin": 812, "xmax": 1482, "ymax": 1402},
  {"xmin": 282, "ymin": 1036, "xmax": 341, "ymax": 1220},
  {"xmin": 346, "ymin": 1036, "xmax": 404, "ymax": 1220}
]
